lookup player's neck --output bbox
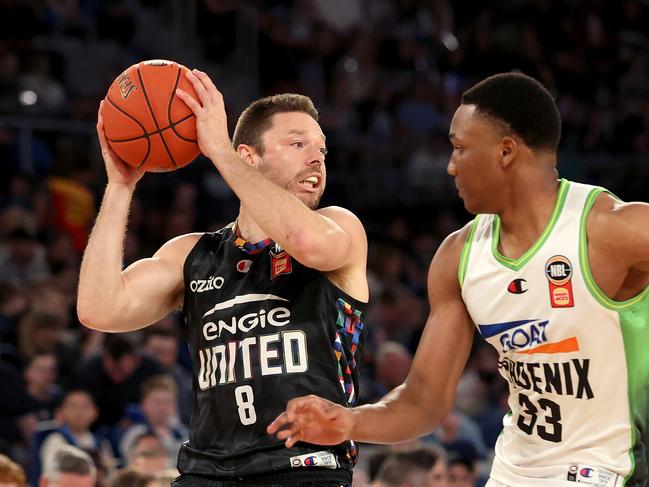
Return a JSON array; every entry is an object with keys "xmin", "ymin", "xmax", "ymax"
[
  {"xmin": 235, "ymin": 210, "xmax": 270, "ymax": 244},
  {"xmin": 497, "ymin": 172, "xmax": 561, "ymax": 249}
]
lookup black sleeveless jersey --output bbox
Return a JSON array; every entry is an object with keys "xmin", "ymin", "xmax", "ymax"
[{"xmin": 178, "ymin": 224, "xmax": 367, "ymax": 479}]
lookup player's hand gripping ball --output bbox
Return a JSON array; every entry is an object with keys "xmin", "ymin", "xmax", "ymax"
[{"xmin": 100, "ymin": 59, "xmax": 201, "ymax": 172}]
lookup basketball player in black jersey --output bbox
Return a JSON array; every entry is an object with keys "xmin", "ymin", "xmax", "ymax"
[{"xmin": 77, "ymin": 69, "xmax": 369, "ymax": 486}]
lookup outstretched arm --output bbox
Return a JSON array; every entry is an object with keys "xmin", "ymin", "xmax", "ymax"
[
  {"xmin": 267, "ymin": 226, "xmax": 476, "ymax": 445},
  {"xmin": 77, "ymin": 108, "xmax": 200, "ymax": 332},
  {"xmin": 176, "ymin": 70, "xmax": 365, "ymax": 272}
]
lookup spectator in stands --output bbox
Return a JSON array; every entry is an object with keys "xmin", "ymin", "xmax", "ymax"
[
  {"xmin": 370, "ymin": 341, "xmax": 413, "ymax": 400},
  {"xmin": 38, "ymin": 390, "xmax": 101, "ymax": 469},
  {"xmin": 119, "ymin": 375, "xmax": 187, "ymax": 469},
  {"xmin": 23, "ymin": 352, "xmax": 61, "ymax": 422},
  {"xmin": 447, "ymin": 455, "xmax": 475, "ymax": 487},
  {"xmin": 110, "ymin": 469, "xmax": 162, "ymax": 487},
  {"xmin": 17, "ymin": 308, "xmax": 77, "ymax": 384},
  {"xmin": 124, "ymin": 433, "xmax": 168, "ymax": 476},
  {"xmin": 75, "ymin": 335, "xmax": 163, "ymax": 428},
  {"xmin": 39, "ymin": 445, "xmax": 95, "ymax": 487},
  {"xmin": 371, "ymin": 446, "xmax": 448, "ymax": 487},
  {"xmin": 0, "ymin": 226, "xmax": 50, "ymax": 286},
  {"xmin": 142, "ymin": 328, "xmax": 192, "ymax": 425},
  {"xmin": 0, "ymin": 453, "xmax": 26, "ymax": 487}
]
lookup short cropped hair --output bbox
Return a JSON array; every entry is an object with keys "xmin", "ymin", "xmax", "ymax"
[
  {"xmin": 461, "ymin": 72, "xmax": 561, "ymax": 151},
  {"xmin": 232, "ymin": 94, "xmax": 319, "ymax": 154},
  {"xmin": 374, "ymin": 445, "xmax": 445, "ymax": 485},
  {"xmin": 110, "ymin": 469, "xmax": 157, "ymax": 487},
  {"xmin": 0, "ymin": 453, "xmax": 26, "ymax": 485},
  {"xmin": 140, "ymin": 374, "xmax": 177, "ymax": 400},
  {"xmin": 41, "ymin": 445, "xmax": 96, "ymax": 482}
]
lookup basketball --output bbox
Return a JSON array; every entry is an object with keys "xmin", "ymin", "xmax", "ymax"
[{"xmin": 100, "ymin": 59, "xmax": 201, "ymax": 172}]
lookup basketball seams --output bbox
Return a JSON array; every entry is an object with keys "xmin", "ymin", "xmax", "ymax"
[
  {"xmin": 105, "ymin": 113, "xmax": 195, "ymax": 142},
  {"xmin": 136, "ymin": 64, "xmax": 178, "ymax": 169},
  {"xmin": 168, "ymin": 67, "xmax": 197, "ymax": 144},
  {"xmin": 104, "ymin": 95, "xmax": 151, "ymax": 168}
]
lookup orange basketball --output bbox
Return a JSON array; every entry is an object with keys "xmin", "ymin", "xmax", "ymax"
[{"xmin": 100, "ymin": 60, "xmax": 200, "ymax": 172}]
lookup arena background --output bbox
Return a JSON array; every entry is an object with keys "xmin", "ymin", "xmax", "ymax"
[{"xmin": 1, "ymin": 1, "xmax": 648, "ymax": 486}]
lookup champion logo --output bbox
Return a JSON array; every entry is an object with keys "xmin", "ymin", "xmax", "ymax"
[
  {"xmin": 580, "ymin": 468, "xmax": 594, "ymax": 478},
  {"xmin": 507, "ymin": 278, "xmax": 528, "ymax": 294},
  {"xmin": 236, "ymin": 260, "xmax": 252, "ymax": 273}
]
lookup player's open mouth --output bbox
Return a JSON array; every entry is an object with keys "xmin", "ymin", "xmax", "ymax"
[{"xmin": 299, "ymin": 176, "xmax": 320, "ymax": 191}]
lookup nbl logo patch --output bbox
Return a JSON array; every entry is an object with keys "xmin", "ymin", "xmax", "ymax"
[{"xmin": 545, "ymin": 255, "xmax": 574, "ymax": 308}]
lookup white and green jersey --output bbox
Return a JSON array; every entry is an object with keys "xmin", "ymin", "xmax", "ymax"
[{"xmin": 459, "ymin": 179, "xmax": 649, "ymax": 487}]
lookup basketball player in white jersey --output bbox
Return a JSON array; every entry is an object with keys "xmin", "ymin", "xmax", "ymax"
[{"xmin": 268, "ymin": 73, "xmax": 649, "ymax": 487}]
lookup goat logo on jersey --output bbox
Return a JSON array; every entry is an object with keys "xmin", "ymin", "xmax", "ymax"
[
  {"xmin": 545, "ymin": 255, "xmax": 574, "ymax": 308},
  {"xmin": 478, "ymin": 319, "xmax": 579, "ymax": 355}
]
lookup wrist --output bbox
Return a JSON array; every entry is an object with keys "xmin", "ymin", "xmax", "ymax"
[
  {"xmin": 206, "ymin": 144, "xmax": 237, "ymax": 165},
  {"xmin": 104, "ymin": 180, "xmax": 135, "ymax": 201},
  {"xmin": 105, "ymin": 180, "xmax": 136, "ymax": 197},
  {"xmin": 348, "ymin": 407, "xmax": 362, "ymax": 440}
]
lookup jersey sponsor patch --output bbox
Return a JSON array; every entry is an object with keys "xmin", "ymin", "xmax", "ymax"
[
  {"xmin": 545, "ymin": 255, "xmax": 574, "ymax": 308},
  {"xmin": 477, "ymin": 319, "xmax": 579, "ymax": 355},
  {"xmin": 566, "ymin": 464, "xmax": 620, "ymax": 487},
  {"xmin": 270, "ymin": 251, "xmax": 292, "ymax": 279},
  {"xmin": 290, "ymin": 451, "xmax": 339, "ymax": 469}
]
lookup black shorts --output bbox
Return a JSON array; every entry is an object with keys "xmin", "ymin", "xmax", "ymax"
[{"xmin": 171, "ymin": 469, "xmax": 352, "ymax": 487}]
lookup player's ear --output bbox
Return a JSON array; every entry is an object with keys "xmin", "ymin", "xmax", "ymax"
[
  {"xmin": 500, "ymin": 136, "xmax": 518, "ymax": 168},
  {"xmin": 237, "ymin": 144, "xmax": 261, "ymax": 167}
]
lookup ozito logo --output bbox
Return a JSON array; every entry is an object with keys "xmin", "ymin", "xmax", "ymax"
[
  {"xmin": 545, "ymin": 255, "xmax": 572, "ymax": 285},
  {"xmin": 507, "ymin": 278, "xmax": 528, "ymax": 294}
]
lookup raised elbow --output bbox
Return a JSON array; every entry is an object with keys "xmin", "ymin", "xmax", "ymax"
[{"xmin": 76, "ymin": 297, "xmax": 115, "ymax": 332}]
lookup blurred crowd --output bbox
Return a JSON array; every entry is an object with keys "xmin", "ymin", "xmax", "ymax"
[{"xmin": 1, "ymin": 0, "xmax": 648, "ymax": 486}]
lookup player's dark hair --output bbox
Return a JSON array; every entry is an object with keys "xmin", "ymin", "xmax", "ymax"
[
  {"xmin": 461, "ymin": 72, "xmax": 561, "ymax": 151},
  {"xmin": 233, "ymin": 94, "xmax": 319, "ymax": 154}
]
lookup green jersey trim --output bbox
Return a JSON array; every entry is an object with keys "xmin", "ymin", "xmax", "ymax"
[
  {"xmin": 458, "ymin": 216, "xmax": 480, "ymax": 287},
  {"xmin": 491, "ymin": 179, "xmax": 570, "ymax": 271},
  {"xmin": 578, "ymin": 189, "xmax": 649, "ymax": 310},
  {"xmin": 620, "ymin": 296, "xmax": 649, "ymax": 485}
]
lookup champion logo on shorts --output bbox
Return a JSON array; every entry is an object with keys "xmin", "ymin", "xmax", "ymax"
[
  {"xmin": 566, "ymin": 464, "xmax": 620, "ymax": 487},
  {"xmin": 290, "ymin": 451, "xmax": 339, "ymax": 469}
]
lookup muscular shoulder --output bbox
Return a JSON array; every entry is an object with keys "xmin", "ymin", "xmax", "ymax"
[
  {"xmin": 317, "ymin": 206, "xmax": 367, "ymax": 246},
  {"xmin": 587, "ymin": 193, "xmax": 649, "ymax": 268},
  {"xmin": 154, "ymin": 232, "xmax": 204, "ymax": 265},
  {"xmin": 428, "ymin": 220, "xmax": 474, "ymax": 291},
  {"xmin": 317, "ymin": 206, "xmax": 364, "ymax": 230}
]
